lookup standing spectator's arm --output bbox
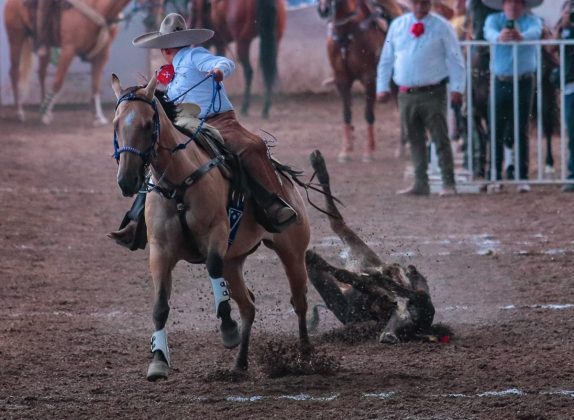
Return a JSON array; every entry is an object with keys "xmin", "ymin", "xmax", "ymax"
[
  {"xmin": 376, "ymin": 22, "xmax": 396, "ymax": 96},
  {"xmin": 520, "ymin": 15, "xmax": 543, "ymax": 41},
  {"xmin": 443, "ymin": 22, "xmax": 466, "ymax": 96}
]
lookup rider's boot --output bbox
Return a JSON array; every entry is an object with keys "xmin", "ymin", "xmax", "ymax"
[{"xmin": 108, "ymin": 192, "xmax": 147, "ymax": 250}]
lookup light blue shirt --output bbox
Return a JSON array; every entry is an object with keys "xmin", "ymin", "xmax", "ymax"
[
  {"xmin": 483, "ymin": 12, "xmax": 542, "ymax": 77},
  {"xmin": 166, "ymin": 46, "xmax": 235, "ymax": 118},
  {"xmin": 376, "ymin": 12, "xmax": 466, "ymax": 94}
]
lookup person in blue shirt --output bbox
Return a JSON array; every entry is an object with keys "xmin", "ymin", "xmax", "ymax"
[
  {"xmin": 556, "ymin": 1, "xmax": 574, "ymax": 192},
  {"xmin": 483, "ymin": 0, "xmax": 543, "ymax": 191},
  {"xmin": 109, "ymin": 14, "xmax": 297, "ymax": 249}
]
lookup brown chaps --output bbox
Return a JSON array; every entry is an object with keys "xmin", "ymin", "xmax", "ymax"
[{"xmin": 206, "ymin": 110, "xmax": 287, "ymax": 201}]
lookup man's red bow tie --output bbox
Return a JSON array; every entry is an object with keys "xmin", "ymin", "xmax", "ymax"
[
  {"xmin": 411, "ymin": 22, "xmax": 425, "ymax": 38},
  {"xmin": 157, "ymin": 64, "xmax": 175, "ymax": 85}
]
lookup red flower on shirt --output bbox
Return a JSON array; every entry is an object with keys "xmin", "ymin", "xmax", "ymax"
[
  {"xmin": 411, "ymin": 22, "xmax": 425, "ymax": 38},
  {"xmin": 157, "ymin": 64, "xmax": 175, "ymax": 85}
]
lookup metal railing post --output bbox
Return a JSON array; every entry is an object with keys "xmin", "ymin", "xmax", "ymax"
[
  {"xmin": 513, "ymin": 43, "xmax": 519, "ymax": 182},
  {"xmin": 536, "ymin": 44, "xmax": 543, "ymax": 180},
  {"xmin": 560, "ymin": 43, "xmax": 567, "ymax": 181},
  {"xmin": 466, "ymin": 44, "xmax": 474, "ymax": 181},
  {"xmin": 490, "ymin": 43, "xmax": 497, "ymax": 182}
]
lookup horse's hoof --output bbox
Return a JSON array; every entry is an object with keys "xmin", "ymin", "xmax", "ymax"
[
  {"xmin": 337, "ymin": 152, "xmax": 351, "ymax": 163},
  {"xmin": 221, "ymin": 321, "xmax": 241, "ymax": 349},
  {"xmin": 41, "ymin": 112, "xmax": 53, "ymax": 125},
  {"xmin": 379, "ymin": 331, "xmax": 399, "ymax": 344},
  {"xmin": 362, "ymin": 153, "xmax": 374, "ymax": 163},
  {"xmin": 93, "ymin": 117, "xmax": 109, "ymax": 127},
  {"xmin": 146, "ymin": 360, "xmax": 169, "ymax": 381},
  {"xmin": 17, "ymin": 110, "xmax": 26, "ymax": 122}
]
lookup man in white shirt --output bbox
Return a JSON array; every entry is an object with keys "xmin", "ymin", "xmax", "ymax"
[{"xmin": 377, "ymin": 0, "xmax": 466, "ymax": 196}]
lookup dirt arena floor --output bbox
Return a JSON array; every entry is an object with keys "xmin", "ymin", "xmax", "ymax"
[{"xmin": 1, "ymin": 93, "xmax": 573, "ymax": 419}]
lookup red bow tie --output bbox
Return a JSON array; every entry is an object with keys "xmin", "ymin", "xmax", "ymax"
[
  {"xmin": 411, "ymin": 22, "xmax": 425, "ymax": 38},
  {"xmin": 157, "ymin": 64, "xmax": 175, "ymax": 85}
]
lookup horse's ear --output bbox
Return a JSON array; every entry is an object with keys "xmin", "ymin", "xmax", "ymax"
[
  {"xmin": 111, "ymin": 73, "xmax": 122, "ymax": 100},
  {"xmin": 144, "ymin": 74, "xmax": 157, "ymax": 100}
]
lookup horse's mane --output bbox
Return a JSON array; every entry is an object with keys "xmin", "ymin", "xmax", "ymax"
[{"xmin": 154, "ymin": 90, "xmax": 179, "ymax": 124}]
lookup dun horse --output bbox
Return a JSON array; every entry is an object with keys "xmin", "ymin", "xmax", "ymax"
[
  {"xmin": 317, "ymin": 0, "xmax": 403, "ymax": 163},
  {"xmin": 111, "ymin": 74, "xmax": 311, "ymax": 380},
  {"xmin": 4, "ymin": 0, "xmax": 132, "ymax": 124},
  {"xmin": 188, "ymin": 0, "xmax": 286, "ymax": 118}
]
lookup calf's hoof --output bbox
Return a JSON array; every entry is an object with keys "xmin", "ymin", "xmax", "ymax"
[
  {"xmin": 147, "ymin": 360, "xmax": 169, "ymax": 381},
  {"xmin": 379, "ymin": 331, "xmax": 399, "ymax": 345}
]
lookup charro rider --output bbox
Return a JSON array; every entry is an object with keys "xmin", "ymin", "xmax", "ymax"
[{"xmin": 109, "ymin": 13, "xmax": 297, "ymax": 249}]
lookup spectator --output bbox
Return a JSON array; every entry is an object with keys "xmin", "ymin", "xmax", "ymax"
[
  {"xmin": 483, "ymin": 0, "xmax": 543, "ymax": 192},
  {"xmin": 377, "ymin": 0, "xmax": 466, "ymax": 196},
  {"xmin": 467, "ymin": 0, "xmax": 498, "ymax": 40},
  {"xmin": 451, "ymin": 0, "xmax": 469, "ymax": 40},
  {"xmin": 556, "ymin": 1, "xmax": 574, "ymax": 192}
]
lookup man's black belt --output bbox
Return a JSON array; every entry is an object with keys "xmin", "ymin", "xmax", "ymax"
[
  {"xmin": 399, "ymin": 78, "xmax": 448, "ymax": 94},
  {"xmin": 496, "ymin": 73, "xmax": 534, "ymax": 82}
]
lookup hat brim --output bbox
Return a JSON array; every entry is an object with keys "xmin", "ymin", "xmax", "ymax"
[
  {"xmin": 481, "ymin": 0, "xmax": 543, "ymax": 10},
  {"xmin": 132, "ymin": 29, "xmax": 214, "ymax": 49}
]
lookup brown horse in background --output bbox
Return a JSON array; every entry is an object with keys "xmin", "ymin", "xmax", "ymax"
[
  {"xmin": 111, "ymin": 73, "xmax": 311, "ymax": 379},
  {"xmin": 317, "ymin": 0, "xmax": 403, "ymax": 163},
  {"xmin": 4, "ymin": 0, "xmax": 132, "ymax": 124},
  {"xmin": 188, "ymin": 0, "xmax": 286, "ymax": 118}
]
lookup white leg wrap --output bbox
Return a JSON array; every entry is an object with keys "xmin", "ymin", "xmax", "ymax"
[
  {"xmin": 150, "ymin": 328, "xmax": 170, "ymax": 366},
  {"xmin": 93, "ymin": 93, "xmax": 108, "ymax": 124},
  {"xmin": 210, "ymin": 277, "xmax": 230, "ymax": 313}
]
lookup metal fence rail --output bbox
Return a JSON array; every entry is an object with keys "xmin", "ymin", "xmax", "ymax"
[{"xmin": 456, "ymin": 39, "xmax": 574, "ymax": 186}]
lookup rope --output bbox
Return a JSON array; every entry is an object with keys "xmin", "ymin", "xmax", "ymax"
[{"xmin": 170, "ymin": 76, "xmax": 222, "ymax": 154}]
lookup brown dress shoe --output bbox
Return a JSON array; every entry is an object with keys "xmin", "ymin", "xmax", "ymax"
[{"xmin": 396, "ymin": 184, "xmax": 430, "ymax": 196}]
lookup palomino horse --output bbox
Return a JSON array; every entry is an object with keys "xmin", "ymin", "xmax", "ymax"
[
  {"xmin": 317, "ymin": 0, "xmax": 403, "ymax": 162},
  {"xmin": 4, "ymin": 0, "xmax": 133, "ymax": 125},
  {"xmin": 188, "ymin": 0, "xmax": 286, "ymax": 118},
  {"xmin": 111, "ymin": 74, "xmax": 311, "ymax": 380}
]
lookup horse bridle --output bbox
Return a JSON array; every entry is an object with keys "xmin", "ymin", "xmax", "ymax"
[
  {"xmin": 319, "ymin": 0, "xmax": 358, "ymax": 27},
  {"xmin": 112, "ymin": 90, "xmax": 160, "ymax": 164}
]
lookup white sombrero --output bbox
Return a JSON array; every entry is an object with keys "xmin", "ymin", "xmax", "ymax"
[
  {"xmin": 133, "ymin": 13, "xmax": 214, "ymax": 49},
  {"xmin": 481, "ymin": 0, "xmax": 543, "ymax": 9}
]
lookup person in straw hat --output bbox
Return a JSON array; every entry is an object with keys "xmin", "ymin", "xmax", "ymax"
[
  {"xmin": 109, "ymin": 13, "xmax": 297, "ymax": 249},
  {"xmin": 483, "ymin": 0, "xmax": 543, "ymax": 193}
]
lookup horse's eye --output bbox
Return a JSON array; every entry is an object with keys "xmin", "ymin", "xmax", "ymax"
[{"xmin": 143, "ymin": 121, "xmax": 153, "ymax": 131}]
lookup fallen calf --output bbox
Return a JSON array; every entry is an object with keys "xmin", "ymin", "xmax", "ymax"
[{"xmin": 306, "ymin": 150, "xmax": 450, "ymax": 344}]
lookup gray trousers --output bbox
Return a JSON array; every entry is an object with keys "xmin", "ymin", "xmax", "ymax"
[{"xmin": 399, "ymin": 85, "xmax": 455, "ymax": 187}]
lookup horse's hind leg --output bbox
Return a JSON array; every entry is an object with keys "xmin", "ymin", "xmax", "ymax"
[
  {"xmin": 336, "ymin": 79, "xmax": 354, "ymax": 162},
  {"xmin": 362, "ymin": 77, "xmax": 376, "ymax": 162},
  {"xmin": 146, "ymin": 246, "xmax": 176, "ymax": 381},
  {"xmin": 41, "ymin": 45, "xmax": 75, "ymax": 124},
  {"xmin": 90, "ymin": 48, "xmax": 112, "ymax": 126},
  {"xmin": 38, "ymin": 58, "xmax": 50, "ymax": 109},
  {"xmin": 237, "ymin": 40, "xmax": 253, "ymax": 116},
  {"xmin": 6, "ymin": 30, "xmax": 29, "ymax": 121},
  {"xmin": 223, "ymin": 257, "xmax": 255, "ymax": 371},
  {"xmin": 275, "ymin": 246, "xmax": 311, "ymax": 352}
]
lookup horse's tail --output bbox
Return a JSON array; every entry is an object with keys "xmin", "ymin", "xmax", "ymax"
[
  {"xmin": 18, "ymin": 37, "xmax": 34, "ymax": 99},
  {"xmin": 257, "ymin": 0, "xmax": 278, "ymax": 89}
]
